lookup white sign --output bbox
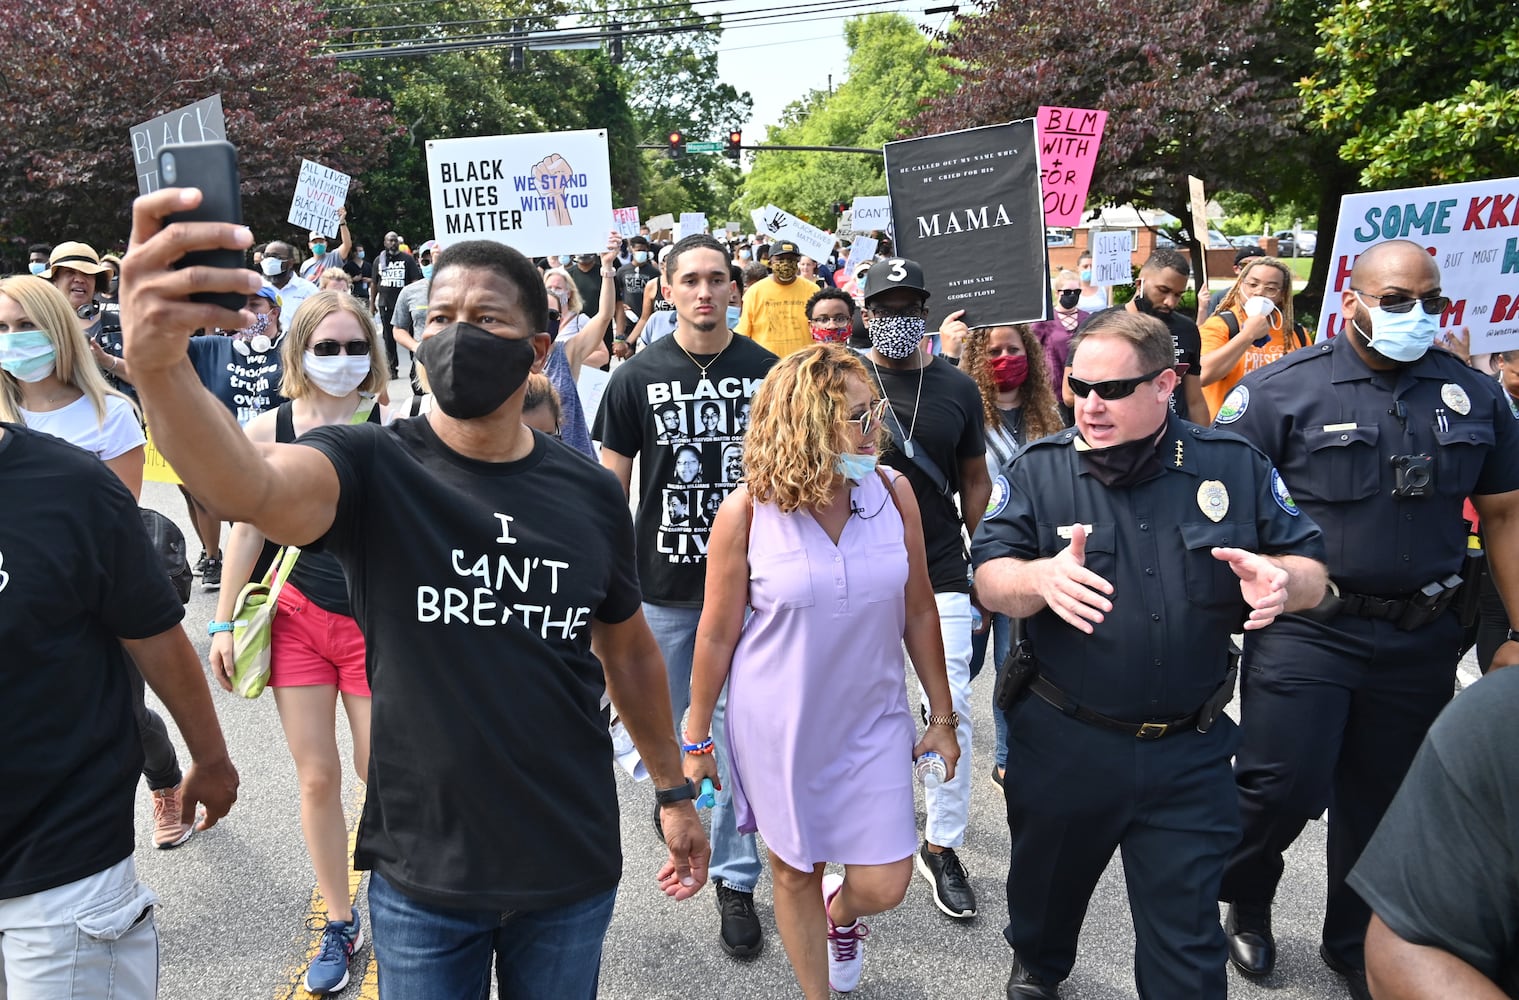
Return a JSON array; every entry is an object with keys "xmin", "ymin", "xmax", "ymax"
[
  {"xmin": 287, "ymin": 159, "xmax": 351, "ymax": 236},
  {"xmin": 749, "ymin": 208, "xmax": 768, "ymax": 234},
  {"xmin": 679, "ymin": 212, "xmax": 708, "ymax": 235},
  {"xmin": 1319, "ymin": 176, "xmax": 1519, "ymax": 352},
  {"xmin": 725, "ymin": 221, "xmax": 741, "ymax": 236},
  {"xmin": 851, "ymin": 196, "xmax": 891, "ymax": 232},
  {"xmin": 849, "ymin": 235, "xmax": 879, "ymax": 262},
  {"xmin": 646, "ymin": 213, "xmax": 675, "ymax": 233},
  {"xmin": 613, "ymin": 206, "xmax": 641, "ymax": 239},
  {"xmin": 759, "ymin": 205, "xmax": 835, "ymax": 264},
  {"xmin": 426, "ymin": 129, "xmax": 613, "ymax": 258},
  {"xmin": 130, "ymin": 95, "xmax": 226, "ymax": 196},
  {"xmin": 1091, "ymin": 230, "xmax": 1133, "ymax": 287},
  {"xmin": 1188, "ymin": 175, "xmax": 1210, "ymax": 288}
]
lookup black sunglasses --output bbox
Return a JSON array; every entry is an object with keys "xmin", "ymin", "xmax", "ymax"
[
  {"xmin": 1068, "ymin": 368, "xmax": 1168, "ymax": 401},
  {"xmin": 1351, "ymin": 289, "xmax": 1451, "ymax": 315},
  {"xmin": 310, "ymin": 339, "xmax": 371, "ymax": 357}
]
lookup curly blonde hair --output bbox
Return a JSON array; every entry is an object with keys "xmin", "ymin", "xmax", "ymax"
[
  {"xmin": 961, "ymin": 325, "xmax": 1064, "ymax": 443},
  {"xmin": 743, "ymin": 343, "xmax": 886, "ymax": 513}
]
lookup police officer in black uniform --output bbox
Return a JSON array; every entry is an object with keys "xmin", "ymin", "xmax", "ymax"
[
  {"xmin": 1215, "ymin": 239, "xmax": 1519, "ymax": 999},
  {"xmin": 972, "ymin": 309, "xmax": 1328, "ymax": 999}
]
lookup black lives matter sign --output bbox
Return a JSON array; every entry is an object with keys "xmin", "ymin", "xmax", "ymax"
[{"xmin": 884, "ymin": 120, "xmax": 1047, "ymax": 329}]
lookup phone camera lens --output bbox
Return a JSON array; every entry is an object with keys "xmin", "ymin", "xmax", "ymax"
[{"xmin": 161, "ymin": 152, "xmax": 176, "ymax": 184}]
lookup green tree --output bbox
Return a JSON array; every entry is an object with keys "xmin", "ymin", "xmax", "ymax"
[
  {"xmin": 1301, "ymin": 0, "xmax": 1519, "ymax": 189},
  {"xmin": 740, "ymin": 14, "xmax": 952, "ymax": 224}
]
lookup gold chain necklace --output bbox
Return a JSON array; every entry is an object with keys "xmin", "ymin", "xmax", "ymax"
[{"xmin": 674, "ymin": 331, "xmax": 734, "ymax": 382}]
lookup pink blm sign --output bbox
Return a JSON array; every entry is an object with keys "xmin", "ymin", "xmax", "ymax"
[{"xmin": 1036, "ymin": 106, "xmax": 1107, "ymax": 228}]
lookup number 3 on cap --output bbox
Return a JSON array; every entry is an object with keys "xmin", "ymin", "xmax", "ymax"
[{"xmin": 886, "ymin": 259, "xmax": 907, "ymax": 281}]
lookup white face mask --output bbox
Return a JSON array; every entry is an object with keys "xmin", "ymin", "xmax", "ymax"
[
  {"xmin": 303, "ymin": 351, "xmax": 371, "ymax": 397},
  {"xmin": 1242, "ymin": 295, "xmax": 1279, "ymax": 320},
  {"xmin": 261, "ymin": 257, "xmax": 286, "ymax": 277}
]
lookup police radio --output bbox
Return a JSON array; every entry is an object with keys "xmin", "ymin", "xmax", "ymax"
[{"xmin": 1391, "ymin": 454, "xmax": 1434, "ymax": 498}]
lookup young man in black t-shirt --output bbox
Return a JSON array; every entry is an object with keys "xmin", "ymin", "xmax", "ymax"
[
  {"xmin": 616, "ymin": 235, "xmax": 660, "ymax": 339},
  {"xmin": 595, "ymin": 234, "xmax": 778, "ymax": 961},
  {"xmin": 122, "ymin": 207, "xmax": 709, "ymax": 998},
  {"xmin": 369, "ymin": 231, "xmax": 423, "ymax": 379},
  {"xmin": 0, "ymin": 424, "xmax": 238, "ymax": 998},
  {"xmin": 860, "ymin": 258, "xmax": 991, "ymax": 922},
  {"xmin": 1121, "ymin": 249, "xmax": 1208, "ymax": 424}
]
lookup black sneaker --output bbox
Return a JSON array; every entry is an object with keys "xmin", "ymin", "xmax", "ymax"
[
  {"xmin": 916, "ymin": 842, "xmax": 977, "ymax": 918},
  {"xmin": 202, "ymin": 557, "xmax": 222, "ymax": 592},
  {"xmin": 193, "ymin": 552, "xmax": 208, "ymax": 577},
  {"xmin": 714, "ymin": 881, "xmax": 763, "ymax": 959}
]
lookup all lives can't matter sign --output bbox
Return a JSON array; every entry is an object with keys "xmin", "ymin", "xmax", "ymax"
[{"xmin": 425, "ymin": 129, "xmax": 614, "ymax": 258}]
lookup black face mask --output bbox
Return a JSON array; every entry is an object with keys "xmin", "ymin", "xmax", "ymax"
[
  {"xmin": 1077, "ymin": 421, "xmax": 1168, "ymax": 488},
  {"xmin": 1058, "ymin": 289, "xmax": 1081, "ymax": 310},
  {"xmin": 415, "ymin": 322, "xmax": 536, "ymax": 419}
]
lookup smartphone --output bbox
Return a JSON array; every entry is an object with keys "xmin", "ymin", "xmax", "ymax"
[{"xmin": 157, "ymin": 140, "xmax": 246, "ymax": 313}]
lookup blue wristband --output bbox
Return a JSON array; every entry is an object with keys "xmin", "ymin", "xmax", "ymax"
[{"xmin": 207, "ymin": 621, "xmax": 234, "ymax": 636}]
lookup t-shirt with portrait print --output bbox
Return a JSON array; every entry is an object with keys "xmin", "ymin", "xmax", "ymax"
[{"xmin": 594, "ymin": 333, "xmax": 777, "ymax": 606}]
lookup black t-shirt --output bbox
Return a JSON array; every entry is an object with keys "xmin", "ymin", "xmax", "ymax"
[
  {"xmin": 616, "ymin": 261, "xmax": 660, "ymax": 311},
  {"xmin": 867, "ymin": 357, "xmax": 987, "ymax": 593},
  {"xmin": 375, "ymin": 251, "xmax": 422, "ymax": 305},
  {"xmin": 298, "ymin": 418, "xmax": 640, "ymax": 911},
  {"xmin": 1348, "ymin": 666, "xmax": 1519, "ymax": 995},
  {"xmin": 570, "ymin": 265, "xmax": 605, "ymax": 321},
  {"xmin": 593, "ymin": 334, "xmax": 778, "ymax": 606},
  {"xmin": 0, "ymin": 425, "xmax": 184, "ymax": 898},
  {"xmin": 344, "ymin": 257, "xmax": 372, "ymax": 302},
  {"xmin": 1089, "ymin": 304, "xmax": 1202, "ymax": 422}
]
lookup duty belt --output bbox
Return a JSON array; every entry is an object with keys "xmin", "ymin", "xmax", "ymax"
[{"xmin": 1029, "ymin": 676, "xmax": 1199, "ymax": 740}]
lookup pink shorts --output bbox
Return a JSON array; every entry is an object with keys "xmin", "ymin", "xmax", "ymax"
[{"xmin": 269, "ymin": 581, "xmax": 371, "ymax": 697}]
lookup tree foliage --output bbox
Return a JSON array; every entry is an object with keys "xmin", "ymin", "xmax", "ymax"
[
  {"xmin": 1301, "ymin": 0, "xmax": 1519, "ymax": 188},
  {"xmin": 915, "ymin": 0, "xmax": 1305, "ymax": 234},
  {"xmin": 0, "ymin": 0, "xmax": 395, "ymax": 247},
  {"xmin": 739, "ymin": 14, "xmax": 952, "ymax": 224}
]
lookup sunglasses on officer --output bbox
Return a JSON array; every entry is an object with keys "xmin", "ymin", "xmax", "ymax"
[
  {"xmin": 310, "ymin": 339, "xmax": 371, "ymax": 357},
  {"xmin": 1351, "ymin": 290, "xmax": 1452, "ymax": 315},
  {"xmin": 1067, "ymin": 368, "xmax": 1168, "ymax": 401}
]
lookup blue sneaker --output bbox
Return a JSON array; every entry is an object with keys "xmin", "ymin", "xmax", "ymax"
[{"xmin": 304, "ymin": 913, "xmax": 363, "ymax": 994}]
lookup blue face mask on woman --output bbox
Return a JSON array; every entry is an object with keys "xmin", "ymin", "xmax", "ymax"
[
  {"xmin": 1354, "ymin": 294, "xmax": 1438, "ymax": 363},
  {"xmin": 726, "ymin": 305, "xmax": 741, "ymax": 328},
  {"xmin": 0, "ymin": 329, "xmax": 57, "ymax": 382},
  {"xmin": 835, "ymin": 451, "xmax": 878, "ymax": 480}
]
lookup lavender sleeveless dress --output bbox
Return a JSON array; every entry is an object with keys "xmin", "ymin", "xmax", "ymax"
[{"xmin": 725, "ymin": 471, "xmax": 918, "ymax": 871}]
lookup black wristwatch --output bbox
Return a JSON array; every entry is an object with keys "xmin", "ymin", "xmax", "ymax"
[
  {"xmin": 654, "ymin": 778, "xmax": 698, "ymax": 807},
  {"xmin": 1506, "ymin": 628, "xmax": 1519, "ymax": 644}
]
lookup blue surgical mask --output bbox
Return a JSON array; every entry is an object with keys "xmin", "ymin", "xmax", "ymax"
[
  {"xmin": 836, "ymin": 451, "xmax": 878, "ymax": 480},
  {"xmin": 634, "ymin": 251, "xmax": 650, "ymax": 264},
  {"xmin": 27, "ymin": 262, "xmax": 46, "ymax": 276},
  {"xmin": 1080, "ymin": 269, "xmax": 1092, "ymax": 283},
  {"xmin": 311, "ymin": 242, "xmax": 327, "ymax": 256},
  {"xmin": 0, "ymin": 329, "xmax": 58, "ymax": 382},
  {"xmin": 726, "ymin": 305, "xmax": 741, "ymax": 328},
  {"xmin": 1354, "ymin": 295, "xmax": 1438, "ymax": 363},
  {"xmin": 422, "ymin": 264, "xmax": 435, "ymax": 279}
]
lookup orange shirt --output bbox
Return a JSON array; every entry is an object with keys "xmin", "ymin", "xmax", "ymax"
[{"xmin": 1201, "ymin": 308, "xmax": 1309, "ymax": 419}]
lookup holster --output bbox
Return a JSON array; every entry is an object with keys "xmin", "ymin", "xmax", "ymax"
[
  {"xmin": 1195, "ymin": 663, "xmax": 1238, "ymax": 734},
  {"xmin": 995, "ymin": 638, "xmax": 1038, "ymax": 712}
]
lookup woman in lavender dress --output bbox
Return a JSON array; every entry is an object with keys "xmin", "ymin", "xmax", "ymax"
[{"xmin": 685, "ymin": 344, "xmax": 960, "ymax": 998}]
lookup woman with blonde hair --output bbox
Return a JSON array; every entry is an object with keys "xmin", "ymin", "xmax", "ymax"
[
  {"xmin": 0, "ymin": 275, "xmax": 204, "ymax": 848},
  {"xmin": 1199, "ymin": 255, "xmax": 1308, "ymax": 419},
  {"xmin": 209, "ymin": 291, "xmax": 385, "ymax": 996},
  {"xmin": 685, "ymin": 343, "xmax": 960, "ymax": 998}
]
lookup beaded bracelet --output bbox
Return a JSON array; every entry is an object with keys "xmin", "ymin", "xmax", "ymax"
[
  {"xmin": 207, "ymin": 621, "xmax": 234, "ymax": 636},
  {"xmin": 682, "ymin": 736, "xmax": 714, "ymax": 755}
]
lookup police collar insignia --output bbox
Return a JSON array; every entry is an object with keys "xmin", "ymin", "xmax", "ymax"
[
  {"xmin": 1271, "ymin": 468, "xmax": 1300, "ymax": 516},
  {"xmin": 1197, "ymin": 480, "xmax": 1228, "ymax": 522},
  {"xmin": 1440, "ymin": 382, "xmax": 1471, "ymax": 415},
  {"xmin": 1215, "ymin": 385, "xmax": 1248, "ymax": 424},
  {"xmin": 1174, "ymin": 439, "xmax": 1185, "ymax": 468}
]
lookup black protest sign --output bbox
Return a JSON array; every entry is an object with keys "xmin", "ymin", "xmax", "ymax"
[
  {"xmin": 884, "ymin": 120, "xmax": 1047, "ymax": 329},
  {"xmin": 131, "ymin": 96, "xmax": 226, "ymax": 196}
]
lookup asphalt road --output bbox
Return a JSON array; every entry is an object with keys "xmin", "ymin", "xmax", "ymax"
[{"xmin": 130, "ymin": 417, "xmax": 1479, "ymax": 1000}]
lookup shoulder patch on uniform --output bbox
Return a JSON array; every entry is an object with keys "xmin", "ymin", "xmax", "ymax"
[
  {"xmin": 1216, "ymin": 385, "xmax": 1248, "ymax": 424},
  {"xmin": 1271, "ymin": 468, "xmax": 1300, "ymax": 516},
  {"xmin": 986, "ymin": 474, "xmax": 1010, "ymax": 519}
]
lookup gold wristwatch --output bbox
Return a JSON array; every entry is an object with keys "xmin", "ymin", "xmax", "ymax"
[{"xmin": 926, "ymin": 712, "xmax": 960, "ymax": 729}]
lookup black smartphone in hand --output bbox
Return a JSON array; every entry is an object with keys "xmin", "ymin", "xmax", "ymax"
[{"xmin": 157, "ymin": 140, "xmax": 247, "ymax": 313}]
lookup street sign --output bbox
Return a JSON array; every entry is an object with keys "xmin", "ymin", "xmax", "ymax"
[{"xmin": 685, "ymin": 141, "xmax": 723, "ymax": 153}]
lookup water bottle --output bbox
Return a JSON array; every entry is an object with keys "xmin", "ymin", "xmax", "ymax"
[
  {"xmin": 971, "ymin": 606, "xmax": 984, "ymax": 632},
  {"xmin": 914, "ymin": 751, "xmax": 947, "ymax": 788}
]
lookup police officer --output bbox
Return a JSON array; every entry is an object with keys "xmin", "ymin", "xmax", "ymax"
[
  {"xmin": 1215, "ymin": 239, "xmax": 1519, "ymax": 999},
  {"xmin": 972, "ymin": 309, "xmax": 1328, "ymax": 999}
]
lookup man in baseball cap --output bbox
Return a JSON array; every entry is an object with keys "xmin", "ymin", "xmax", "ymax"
[
  {"xmin": 861, "ymin": 256, "xmax": 991, "ymax": 923},
  {"xmin": 735, "ymin": 239, "xmax": 813, "ymax": 357}
]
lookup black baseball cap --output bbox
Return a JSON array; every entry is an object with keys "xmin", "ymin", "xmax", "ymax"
[
  {"xmin": 770, "ymin": 239, "xmax": 802, "ymax": 258},
  {"xmin": 862, "ymin": 257, "xmax": 930, "ymax": 302},
  {"xmin": 1234, "ymin": 245, "xmax": 1266, "ymax": 266}
]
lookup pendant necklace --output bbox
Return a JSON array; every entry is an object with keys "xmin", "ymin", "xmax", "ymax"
[
  {"xmin": 869, "ymin": 354, "xmax": 924, "ymax": 459},
  {"xmin": 674, "ymin": 331, "xmax": 734, "ymax": 387}
]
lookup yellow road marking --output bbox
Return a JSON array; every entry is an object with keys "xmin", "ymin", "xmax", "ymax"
[{"xmin": 274, "ymin": 787, "xmax": 370, "ymax": 999}]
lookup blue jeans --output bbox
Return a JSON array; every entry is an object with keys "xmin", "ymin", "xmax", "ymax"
[
  {"xmin": 969, "ymin": 611, "xmax": 1013, "ymax": 769},
  {"xmin": 641, "ymin": 602, "xmax": 762, "ymax": 892},
  {"xmin": 368, "ymin": 872, "xmax": 616, "ymax": 1000}
]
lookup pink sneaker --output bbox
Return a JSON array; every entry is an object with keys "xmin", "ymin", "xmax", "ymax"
[
  {"xmin": 823, "ymin": 873, "xmax": 870, "ymax": 993},
  {"xmin": 152, "ymin": 785, "xmax": 195, "ymax": 849}
]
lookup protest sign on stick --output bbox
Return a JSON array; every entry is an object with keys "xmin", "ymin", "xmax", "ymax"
[
  {"xmin": 1187, "ymin": 175, "xmax": 1210, "ymax": 288},
  {"xmin": 1036, "ymin": 106, "xmax": 1106, "ymax": 228},
  {"xmin": 851, "ymin": 196, "xmax": 891, "ymax": 233},
  {"xmin": 613, "ymin": 206, "xmax": 641, "ymax": 238},
  {"xmin": 288, "ymin": 160, "xmax": 351, "ymax": 236},
  {"xmin": 1091, "ymin": 230, "xmax": 1133, "ymax": 287},
  {"xmin": 758, "ymin": 206, "xmax": 835, "ymax": 263},
  {"xmin": 1318, "ymin": 176, "xmax": 1519, "ymax": 353},
  {"xmin": 426, "ymin": 129, "xmax": 613, "ymax": 257},
  {"xmin": 885, "ymin": 120, "xmax": 1048, "ymax": 328},
  {"xmin": 679, "ymin": 212, "xmax": 708, "ymax": 235}
]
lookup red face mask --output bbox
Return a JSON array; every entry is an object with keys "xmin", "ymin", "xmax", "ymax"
[
  {"xmin": 990, "ymin": 353, "xmax": 1028, "ymax": 391},
  {"xmin": 810, "ymin": 324, "xmax": 850, "ymax": 343}
]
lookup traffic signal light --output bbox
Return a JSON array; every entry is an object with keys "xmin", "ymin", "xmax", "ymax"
[
  {"xmin": 667, "ymin": 130, "xmax": 684, "ymax": 159},
  {"xmin": 725, "ymin": 128, "xmax": 742, "ymax": 161},
  {"xmin": 508, "ymin": 45, "xmax": 525, "ymax": 72},
  {"xmin": 608, "ymin": 22, "xmax": 623, "ymax": 65}
]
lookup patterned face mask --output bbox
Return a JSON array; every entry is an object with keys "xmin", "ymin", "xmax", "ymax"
[{"xmin": 868, "ymin": 314, "xmax": 926, "ymax": 360}]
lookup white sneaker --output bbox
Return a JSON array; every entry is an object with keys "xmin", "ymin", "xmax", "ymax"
[{"xmin": 823, "ymin": 873, "xmax": 870, "ymax": 993}]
